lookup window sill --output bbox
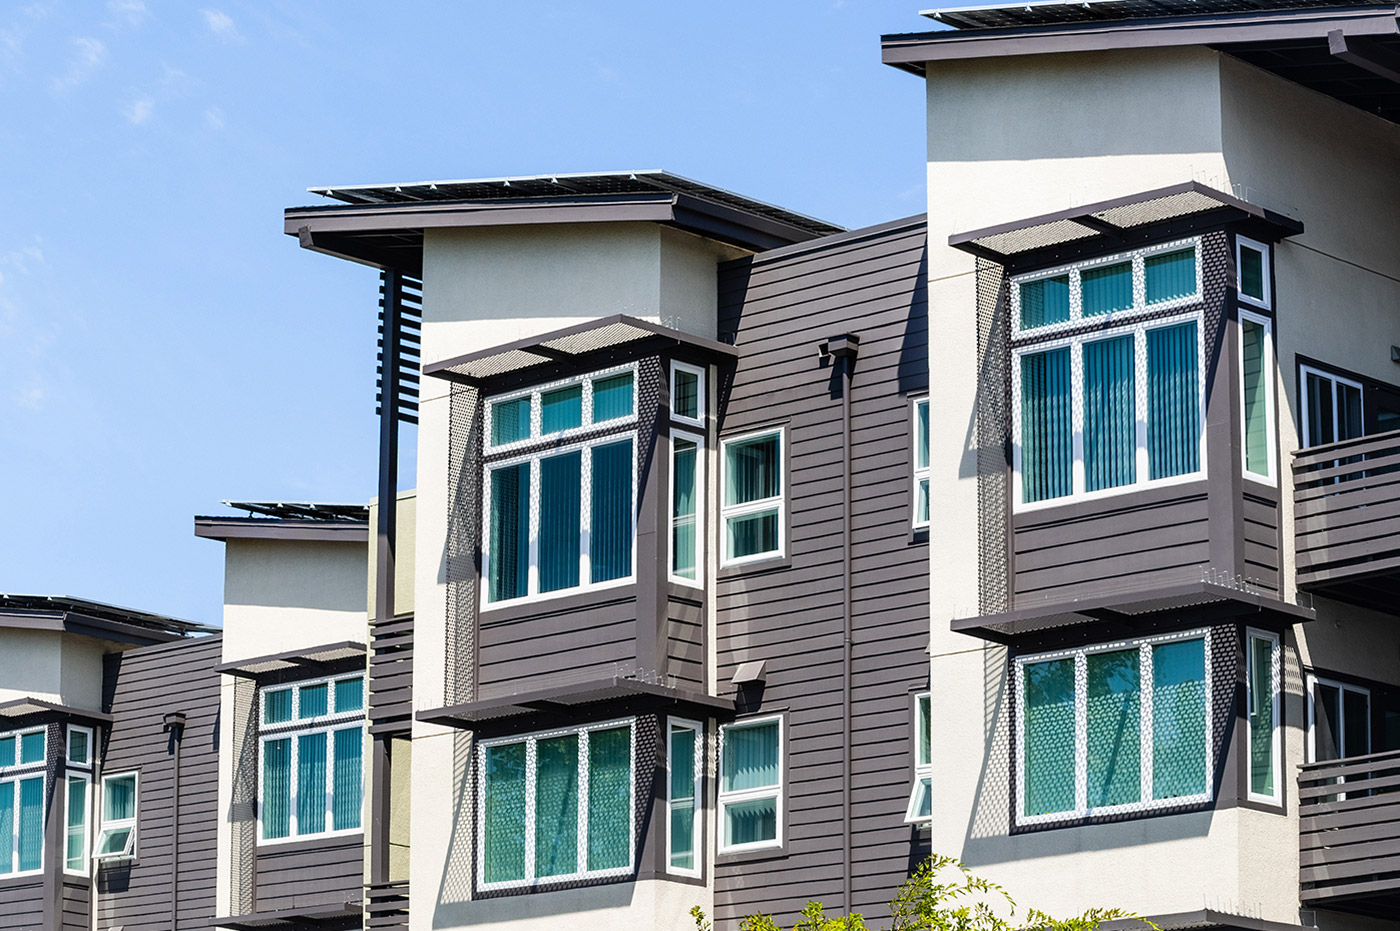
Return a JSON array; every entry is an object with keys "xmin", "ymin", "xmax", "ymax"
[
  {"xmin": 256, "ymin": 832, "xmax": 364, "ymax": 854},
  {"xmin": 0, "ymin": 870, "xmax": 44, "ymax": 883},
  {"xmin": 717, "ymin": 555, "xmax": 791, "ymax": 580},
  {"xmin": 715, "ymin": 843, "xmax": 787, "ymax": 867},
  {"xmin": 480, "ymin": 585, "xmax": 637, "ymax": 626}
]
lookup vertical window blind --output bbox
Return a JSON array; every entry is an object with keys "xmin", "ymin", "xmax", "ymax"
[
  {"xmin": 718, "ymin": 718, "xmax": 782, "ymax": 850},
  {"xmin": 722, "ymin": 431, "xmax": 783, "ymax": 562},
  {"xmin": 259, "ymin": 674, "xmax": 365, "ymax": 842},
  {"xmin": 668, "ymin": 720, "xmax": 699, "ymax": 873}
]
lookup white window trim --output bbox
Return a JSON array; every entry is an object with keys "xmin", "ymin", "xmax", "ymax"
[
  {"xmin": 1238, "ymin": 309, "xmax": 1277, "ymax": 485},
  {"xmin": 484, "ymin": 363, "xmax": 639, "ymax": 453},
  {"xmin": 0, "ymin": 726, "xmax": 47, "ymax": 877},
  {"xmin": 1236, "ymin": 235, "xmax": 1272, "ymax": 310},
  {"xmin": 259, "ymin": 673, "xmax": 365, "ymax": 730},
  {"xmin": 1011, "ymin": 310, "xmax": 1207, "ymax": 512},
  {"xmin": 1299, "ymin": 364, "xmax": 1365, "ymax": 451},
  {"xmin": 666, "ymin": 717, "xmax": 703, "ymax": 878},
  {"xmin": 93, "ymin": 771, "xmax": 138, "ymax": 862},
  {"xmin": 669, "ymin": 431, "xmax": 706, "ymax": 588},
  {"xmin": 64, "ymin": 772, "xmax": 90, "ymax": 876},
  {"xmin": 476, "ymin": 717, "xmax": 636, "ymax": 891},
  {"xmin": 480, "ymin": 432, "xmax": 639, "ymax": 610},
  {"xmin": 717, "ymin": 714, "xmax": 784, "ymax": 854},
  {"xmin": 719, "ymin": 427, "xmax": 786, "ymax": 567},
  {"xmin": 1306, "ymin": 674, "xmax": 1371, "ymax": 764},
  {"xmin": 912, "ymin": 399, "xmax": 930, "ymax": 529},
  {"xmin": 1011, "ymin": 238, "xmax": 1204, "ymax": 339},
  {"xmin": 66, "ymin": 725, "xmax": 93, "ymax": 769},
  {"xmin": 904, "ymin": 693, "xmax": 932, "ymax": 825},
  {"xmin": 1245, "ymin": 628, "xmax": 1282, "ymax": 805},
  {"xmin": 0, "ymin": 726, "xmax": 46, "ymax": 773},
  {"xmin": 670, "ymin": 361, "xmax": 707, "ymax": 427},
  {"xmin": 1014, "ymin": 628, "xmax": 1213, "ymax": 827}
]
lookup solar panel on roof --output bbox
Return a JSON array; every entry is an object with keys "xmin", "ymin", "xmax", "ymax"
[{"xmin": 922, "ymin": 0, "xmax": 1386, "ymax": 30}]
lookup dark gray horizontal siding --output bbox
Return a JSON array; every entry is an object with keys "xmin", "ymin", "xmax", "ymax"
[
  {"xmin": 254, "ymin": 835, "xmax": 364, "ymax": 912},
  {"xmin": 62, "ymin": 880, "xmax": 88, "ymax": 931},
  {"xmin": 476, "ymin": 595, "xmax": 637, "ymax": 699},
  {"xmin": 1243, "ymin": 490, "xmax": 1280, "ymax": 593},
  {"xmin": 715, "ymin": 217, "xmax": 928, "ymax": 929},
  {"xmin": 98, "ymin": 635, "xmax": 222, "ymax": 931},
  {"xmin": 0, "ymin": 877, "xmax": 44, "ymax": 931},
  {"xmin": 1012, "ymin": 483, "xmax": 1211, "ymax": 606},
  {"xmin": 667, "ymin": 595, "xmax": 704, "ymax": 690}
]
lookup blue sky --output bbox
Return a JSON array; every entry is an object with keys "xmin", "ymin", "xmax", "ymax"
[{"xmin": 0, "ymin": 1, "xmax": 933, "ymax": 626}]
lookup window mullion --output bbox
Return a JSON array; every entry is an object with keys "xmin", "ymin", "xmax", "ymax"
[
  {"xmin": 1074, "ymin": 652, "xmax": 1087, "ymax": 816},
  {"xmin": 1140, "ymin": 643, "xmax": 1155, "ymax": 805},
  {"xmin": 524, "ymin": 738, "xmax": 537, "ymax": 883},
  {"xmin": 528, "ymin": 458, "xmax": 541, "ymax": 597},
  {"xmin": 577, "ymin": 730, "xmax": 589, "ymax": 876},
  {"xmin": 290, "ymin": 731, "xmax": 300, "ymax": 838}
]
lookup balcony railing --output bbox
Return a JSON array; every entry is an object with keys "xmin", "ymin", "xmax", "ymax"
[
  {"xmin": 1299, "ymin": 749, "xmax": 1400, "ymax": 917},
  {"xmin": 365, "ymin": 881, "xmax": 410, "ymax": 930},
  {"xmin": 368, "ymin": 613, "xmax": 414, "ymax": 736},
  {"xmin": 1292, "ymin": 429, "xmax": 1400, "ymax": 610}
]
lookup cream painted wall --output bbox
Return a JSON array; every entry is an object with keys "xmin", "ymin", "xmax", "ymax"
[
  {"xmin": 369, "ymin": 490, "xmax": 418, "ymax": 619},
  {"xmin": 0, "ymin": 629, "xmax": 129, "ymax": 711}
]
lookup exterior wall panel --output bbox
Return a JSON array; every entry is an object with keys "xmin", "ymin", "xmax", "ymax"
[{"xmin": 253, "ymin": 835, "xmax": 364, "ymax": 913}]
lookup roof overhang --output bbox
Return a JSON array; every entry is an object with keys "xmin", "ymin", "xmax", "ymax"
[
  {"xmin": 215, "ymin": 641, "xmax": 366, "ymax": 680},
  {"xmin": 423, "ymin": 313, "xmax": 741, "ymax": 390},
  {"xmin": 417, "ymin": 676, "xmax": 735, "ymax": 731},
  {"xmin": 0, "ymin": 697, "xmax": 113, "ymax": 727},
  {"xmin": 1103, "ymin": 910, "xmax": 1316, "ymax": 931},
  {"xmin": 213, "ymin": 901, "xmax": 362, "ymax": 931},
  {"xmin": 952, "ymin": 580, "xmax": 1315, "ymax": 643},
  {"xmin": 0, "ymin": 595, "xmax": 213, "ymax": 644},
  {"xmin": 947, "ymin": 181, "xmax": 1303, "ymax": 267},
  {"xmin": 194, "ymin": 517, "xmax": 370, "ymax": 544}
]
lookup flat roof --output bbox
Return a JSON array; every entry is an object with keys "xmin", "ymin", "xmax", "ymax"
[
  {"xmin": 194, "ymin": 500, "xmax": 371, "ymax": 544},
  {"xmin": 223, "ymin": 501, "xmax": 369, "ymax": 522},
  {"xmin": 0, "ymin": 594, "xmax": 214, "ymax": 642},
  {"xmin": 918, "ymin": 0, "xmax": 1380, "ymax": 31}
]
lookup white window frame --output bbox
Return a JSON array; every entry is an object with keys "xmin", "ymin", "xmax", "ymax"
[
  {"xmin": 912, "ymin": 398, "xmax": 930, "ymax": 529},
  {"xmin": 257, "ymin": 673, "xmax": 366, "ymax": 845},
  {"xmin": 66, "ymin": 725, "xmax": 93, "ymax": 768},
  {"xmin": 93, "ymin": 771, "xmax": 138, "ymax": 862},
  {"xmin": 719, "ymin": 427, "xmax": 786, "ymax": 567},
  {"xmin": 1299, "ymin": 364, "xmax": 1365, "ymax": 450},
  {"xmin": 1235, "ymin": 235, "xmax": 1272, "ymax": 310},
  {"xmin": 1011, "ymin": 310, "xmax": 1207, "ymax": 511},
  {"xmin": 669, "ymin": 430, "xmax": 705, "ymax": 588},
  {"xmin": 0, "ymin": 726, "xmax": 47, "ymax": 877},
  {"xmin": 1238, "ymin": 309, "xmax": 1277, "ymax": 485},
  {"xmin": 670, "ymin": 361, "xmax": 706, "ymax": 427},
  {"xmin": 476, "ymin": 717, "xmax": 636, "ymax": 891},
  {"xmin": 1011, "ymin": 238, "xmax": 1203, "ymax": 339},
  {"xmin": 1014, "ymin": 628, "xmax": 1213, "ymax": 827},
  {"xmin": 1306, "ymin": 674, "xmax": 1371, "ymax": 763},
  {"xmin": 484, "ymin": 363, "xmax": 639, "ymax": 453},
  {"xmin": 717, "ymin": 714, "xmax": 784, "ymax": 854},
  {"xmin": 480, "ymin": 432, "xmax": 638, "ymax": 609},
  {"xmin": 1245, "ymin": 628, "xmax": 1281, "ymax": 805},
  {"xmin": 904, "ymin": 692, "xmax": 932, "ymax": 825},
  {"xmin": 64, "ymin": 724, "xmax": 93, "ymax": 876},
  {"xmin": 666, "ymin": 717, "xmax": 703, "ymax": 878}
]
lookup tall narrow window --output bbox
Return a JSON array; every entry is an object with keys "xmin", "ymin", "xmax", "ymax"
[
  {"xmin": 0, "ymin": 727, "xmax": 46, "ymax": 875},
  {"xmin": 1082, "ymin": 334, "xmax": 1135, "ymax": 492},
  {"xmin": 913, "ymin": 399, "xmax": 930, "ymax": 526},
  {"xmin": 1020, "ymin": 348, "xmax": 1073, "ymax": 503},
  {"xmin": 668, "ymin": 719, "xmax": 701, "ymax": 875},
  {"xmin": 718, "ymin": 716, "xmax": 782, "ymax": 852},
  {"xmin": 65, "ymin": 725, "xmax": 93, "ymax": 874},
  {"xmin": 259, "ymin": 674, "xmax": 365, "ymax": 842},
  {"xmin": 722, "ymin": 430, "xmax": 784, "ymax": 564},
  {"xmin": 905, "ymin": 694, "xmax": 933, "ymax": 823},
  {"xmin": 670, "ymin": 433, "xmax": 703, "ymax": 585},
  {"xmin": 1236, "ymin": 236, "xmax": 1271, "ymax": 309},
  {"xmin": 1309, "ymin": 675, "xmax": 1370, "ymax": 763},
  {"xmin": 1146, "ymin": 321, "xmax": 1200, "ymax": 480},
  {"xmin": 1247, "ymin": 630, "xmax": 1281, "ymax": 803},
  {"xmin": 671, "ymin": 362, "xmax": 705, "ymax": 426},
  {"xmin": 94, "ymin": 773, "xmax": 137, "ymax": 861},
  {"xmin": 1239, "ymin": 311, "xmax": 1275, "ymax": 481},
  {"xmin": 1301, "ymin": 365, "xmax": 1364, "ymax": 449}
]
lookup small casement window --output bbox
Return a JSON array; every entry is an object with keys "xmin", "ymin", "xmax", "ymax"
[
  {"xmin": 1246, "ymin": 629, "xmax": 1281, "ymax": 804},
  {"xmin": 0, "ymin": 727, "xmax": 46, "ymax": 875},
  {"xmin": 913, "ymin": 399, "xmax": 930, "ymax": 527},
  {"xmin": 1236, "ymin": 236, "xmax": 1271, "ymax": 309},
  {"xmin": 65, "ymin": 725, "xmax": 93, "ymax": 874},
  {"xmin": 721, "ymin": 429, "xmax": 784, "ymax": 565},
  {"xmin": 477, "ymin": 719, "xmax": 635, "ymax": 889},
  {"xmin": 671, "ymin": 361, "xmax": 706, "ymax": 426},
  {"xmin": 1300, "ymin": 364, "xmax": 1365, "ymax": 450},
  {"xmin": 1308, "ymin": 675, "xmax": 1371, "ymax": 764},
  {"xmin": 1015, "ymin": 630, "xmax": 1211, "ymax": 825},
  {"xmin": 670, "ymin": 432, "xmax": 704, "ymax": 586},
  {"xmin": 486, "ymin": 366, "xmax": 637, "ymax": 449},
  {"xmin": 1239, "ymin": 310, "xmax": 1276, "ymax": 483},
  {"xmin": 718, "ymin": 716, "xmax": 782, "ymax": 852},
  {"xmin": 94, "ymin": 773, "xmax": 137, "ymax": 862},
  {"xmin": 259, "ymin": 674, "xmax": 365, "ymax": 843},
  {"xmin": 667, "ymin": 718, "xmax": 702, "ymax": 876},
  {"xmin": 905, "ymin": 694, "xmax": 932, "ymax": 824}
]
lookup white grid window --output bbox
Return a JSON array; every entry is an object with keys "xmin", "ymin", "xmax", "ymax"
[
  {"xmin": 1246, "ymin": 629, "xmax": 1281, "ymax": 804},
  {"xmin": 913, "ymin": 399, "xmax": 930, "ymax": 527},
  {"xmin": 1236, "ymin": 235, "xmax": 1271, "ymax": 310},
  {"xmin": 94, "ymin": 772, "xmax": 137, "ymax": 862},
  {"xmin": 904, "ymin": 694, "xmax": 932, "ymax": 824},
  {"xmin": 721, "ymin": 429, "xmax": 785, "ymax": 566},
  {"xmin": 484, "ymin": 364, "xmax": 637, "ymax": 452},
  {"xmin": 667, "ymin": 718, "xmax": 702, "ymax": 877},
  {"xmin": 0, "ymin": 726, "xmax": 46, "ymax": 876},
  {"xmin": 718, "ymin": 715, "xmax": 783, "ymax": 853},
  {"xmin": 477, "ymin": 719, "xmax": 635, "ymax": 890},
  {"xmin": 65, "ymin": 725, "xmax": 93, "ymax": 875},
  {"xmin": 671, "ymin": 361, "xmax": 706, "ymax": 427}
]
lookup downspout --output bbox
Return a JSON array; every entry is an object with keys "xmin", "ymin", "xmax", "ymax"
[{"xmin": 164, "ymin": 712, "xmax": 187, "ymax": 931}]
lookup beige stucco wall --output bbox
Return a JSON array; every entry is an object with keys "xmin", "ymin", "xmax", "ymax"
[
  {"xmin": 369, "ymin": 490, "xmax": 418, "ymax": 619},
  {"xmin": 0, "ymin": 629, "xmax": 126, "ymax": 712}
]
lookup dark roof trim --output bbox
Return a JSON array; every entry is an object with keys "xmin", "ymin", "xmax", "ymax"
[
  {"xmin": 417, "ymin": 677, "xmax": 735, "ymax": 729},
  {"xmin": 224, "ymin": 501, "xmax": 369, "ymax": 521},
  {"xmin": 1102, "ymin": 909, "xmax": 1313, "ymax": 931},
  {"xmin": 215, "ymin": 642, "xmax": 366, "ymax": 679},
  {"xmin": 881, "ymin": 3, "xmax": 1400, "ymax": 71},
  {"xmin": 212, "ymin": 901, "xmax": 361, "ymax": 931},
  {"xmin": 194, "ymin": 517, "xmax": 370, "ymax": 544},
  {"xmin": 741, "ymin": 213, "xmax": 928, "ymax": 267},
  {"xmin": 0, "ymin": 596, "xmax": 214, "ymax": 645},
  {"xmin": 0, "ymin": 698, "xmax": 114, "ymax": 726}
]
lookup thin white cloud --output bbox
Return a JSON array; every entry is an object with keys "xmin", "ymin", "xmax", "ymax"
[
  {"xmin": 204, "ymin": 105, "xmax": 225, "ymax": 130},
  {"xmin": 201, "ymin": 9, "xmax": 241, "ymax": 42},
  {"xmin": 123, "ymin": 96, "xmax": 154, "ymax": 124},
  {"xmin": 15, "ymin": 381, "xmax": 45, "ymax": 411},
  {"xmin": 51, "ymin": 36, "xmax": 105, "ymax": 93},
  {"xmin": 106, "ymin": 0, "xmax": 147, "ymax": 28}
]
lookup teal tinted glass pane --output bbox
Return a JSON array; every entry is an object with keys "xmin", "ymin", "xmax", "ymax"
[
  {"xmin": 592, "ymin": 373, "xmax": 634, "ymax": 422},
  {"xmin": 918, "ymin": 695, "xmax": 932, "ymax": 767},
  {"xmin": 670, "ymin": 802, "xmax": 695, "ymax": 870},
  {"xmin": 727, "ymin": 510, "xmax": 778, "ymax": 560},
  {"xmin": 104, "ymin": 775, "xmax": 136, "ymax": 822},
  {"xmin": 334, "ymin": 677, "xmax": 364, "ymax": 714},
  {"xmin": 299, "ymin": 683, "xmax": 328, "ymax": 719},
  {"xmin": 1020, "ymin": 275, "xmax": 1070, "ymax": 329},
  {"xmin": 0, "ymin": 783, "xmax": 11, "ymax": 874},
  {"xmin": 1248, "ymin": 637, "xmax": 1275, "ymax": 797},
  {"xmin": 1241, "ymin": 319, "xmax": 1269, "ymax": 476},
  {"xmin": 1021, "ymin": 348, "xmax": 1073, "ymax": 503},
  {"xmin": 672, "ymin": 441, "xmax": 697, "ymax": 579},
  {"xmin": 93, "ymin": 827, "xmax": 131, "ymax": 857},
  {"xmin": 590, "ymin": 440, "xmax": 634, "ymax": 584},
  {"xmin": 1081, "ymin": 262, "xmax": 1133, "ymax": 316},
  {"xmin": 488, "ymin": 462, "xmax": 530, "ymax": 602},
  {"xmin": 725, "ymin": 433, "xmax": 780, "ymax": 506},
  {"xmin": 586, "ymin": 726, "xmax": 631, "ymax": 871},
  {"xmin": 1023, "ymin": 658, "xmax": 1075, "ymax": 816},
  {"xmin": 68, "ymin": 729, "xmax": 89, "ymax": 766},
  {"xmin": 263, "ymin": 689, "xmax": 292, "ymax": 725},
  {"xmin": 18, "ymin": 777, "xmax": 42, "ymax": 871},
  {"xmin": 1152, "ymin": 639, "xmax": 1207, "ymax": 800},
  {"xmin": 916, "ymin": 401, "xmax": 930, "ymax": 469},
  {"xmin": 261, "ymin": 739, "xmax": 291, "ymax": 840},
  {"xmin": 67, "ymin": 777, "xmax": 87, "ymax": 870},
  {"xmin": 722, "ymin": 721, "xmax": 778, "ymax": 793},
  {"xmin": 491, "ymin": 397, "xmax": 531, "ymax": 445},
  {"xmin": 541, "ymin": 385, "xmax": 583, "ymax": 435},
  {"xmin": 535, "ymin": 734, "xmax": 579, "ymax": 878},
  {"xmin": 912, "ymin": 776, "xmax": 932, "ymax": 819},
  {"xmin": 1240, "ymin": 246, "xmax": 1265, "ymax": 301},
  {"xmin": 1147, "ymin": 321, "xmax": 1200, "ymax": 480},
  {"xmin": 1083, "ymin": 335, "xmax": 1136, "ymax": 492},
  {"xmin": 1145, "ymin": 248, "xmax": 1197, "ymax": 304},
  {"xmin": 916, "ymin": 479, "xmax": 930, "ymax": 525},
  {"xmin": 723, "ymin": 796, "xmax": 776, "ymax": 847},
  {"xmin": 670, "ymin": 726, "xmax": 696, "ymax": 801},
  {"xmin": 1086, "ymin": 649, "xmax": 1141, "ymax": 808},
  {"xmin": 539, "ymin": 451, "xmax": 582, "ymax": 593},
  {"xmin": 19, "ymin": 731, "xmax": 42, "ymax": 766},
  {"xmin": 674, "ymin": 369, "xmax": 700, "ymax": 420},
  {"xmin": 332, "ymin": 727, "xmax": 363, "ymax": 830},
  {"xmin": 483, "ymin": 743, "xmax": 527, "ymax": 883},
  {"xmin": 0, "ymin": 736, "xmax": 13, "ymax": 768},
  {"xmin": 297, "ymin": 732, "xmax": 327, "ymax": 835}
]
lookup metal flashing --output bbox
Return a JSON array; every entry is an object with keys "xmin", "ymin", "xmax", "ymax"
[
  {"xmin": 193, "ymin": 517, "xmax": 370, "ymax": 544},
  {"xmin": 0, "ymin": 697, "xmax": 114, "ymax": 725},
  {"xmin": 214, "ymin": 641, "xmax": 366, "ymax": 679},
  {"xmin": 416, "ymin": 676, "xmax": 735, "ymax": 729},
  {"xmin": 0, "ymin": 594, "xmax": 214, "ymax": 642},
  {"xmin": 212, "ymin": 901, "xmax": 362, "ymax": 930}
]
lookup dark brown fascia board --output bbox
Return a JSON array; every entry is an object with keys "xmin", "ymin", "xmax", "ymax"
[
  {"xmin": 0, "ymin": 609, "xmax": 190, "ymax": 646},
  {"xmin": 0, "ymin": 697, "xmax": 114, "ymax": 726},
  {"xmin": 212, "ymin": 901, "xmax": 362, "ymax": 931},
  {"xmin": 1329, "ymin": 27, "xmax": 1400, "ymax": 83},
  {"xmin": 194, "ymin": 516, "xmax": 370, "ymax": 544},
  {"xmin": 417, "ymin": 678, "xmax": 735, "ymax": 729},
  {"xmin": 880, "ymin": 4, "xmax": 1400, "ymax": 71},
  {"xmin": 1102, "ymin": 910, "xmax": 1314, "ymax": 931},
  {"xmin": 214, "ymin": 641, "xmax": 367, "ymax": 679}
]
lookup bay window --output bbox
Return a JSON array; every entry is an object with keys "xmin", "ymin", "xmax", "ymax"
[
  {"xmin": 94, "ymin": 773, "xmax": 137, "ymax": 861},
  {"xmin": 478, "ymin": 719, "xmax": 634, "ymax": 889},
  {"xmin": 66, "ymin": 725, "xmax": 92, "ymax": 874},
  {"xmin": 668, "ymin": 718, "xmax": 701, "ymax": 876},
  {"xmin": 258, "ymin": 674, "xmax": 365, "ymax": 842},
  {"xmin": 671, "ymin": 432, "xmax": 704, "ymax": 585},
  {"xmin": 718, "ymin": 716, "xmax": 782, "ymax": 852},
  {"xmin": 0, "ymin": 727, "xmax": 45, "ymax": 875},
  {"xmin": 721, "ymin": 429, "xmax": 784, "ymax": 564}
]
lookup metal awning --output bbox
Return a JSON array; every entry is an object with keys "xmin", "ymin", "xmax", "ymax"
[
  {"xmin": 423, "ymin": 314, "xmax": 740, "ymax": 389},
  {"xmin": 213, "ymin": 901, "xmax": 362, "ymax": 930},
  {"xmin": 418, "ymin": 676, "xmax": 735, "ymax": 730},
  {"xmin": 0, "ymin": 698, "xmax": 113, "ymax": 726},
  {"xmin": 952, "ymin": 579, "xmax": 1315, "ymax": 642},
  {"xmin": 948, "ymin": 181, "xmax": 1303, "ymax": 266},
  {"xmin": 215, "ymin": 641, "xmax": 366, "ymax": 679}
]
